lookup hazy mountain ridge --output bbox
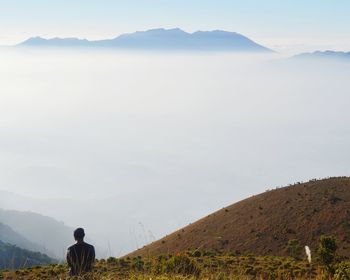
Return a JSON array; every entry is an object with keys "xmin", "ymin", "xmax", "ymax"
[
  {"xmin": 0, "ymin": 240, "xmax": 54, "ymax": 270},
  {"xmin": 0, "ymin": 209, "xmax": 73, "ymax": 259},
  {"xmin": 293, "ymin": 50, "xmax": 350, "ymax": 60},
  {"xmin": 0, "ymin": 222, "xmax": 49, "ymax": 255},
  {"xmin": 19, "ymin": 28, "xmax": 273, "ymax": 52},
  {"xmin": 22, "ymin": 36, "xmax": 90, "ymax": 47}
]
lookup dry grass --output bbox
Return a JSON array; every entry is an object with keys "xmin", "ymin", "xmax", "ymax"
[
  {"xmin": 2, "ymin": 253, "xmax": 348, "ymax": 280},
  {"xmin": 129, "ymin": 177, "xmax": 350, "ymax": 259}
]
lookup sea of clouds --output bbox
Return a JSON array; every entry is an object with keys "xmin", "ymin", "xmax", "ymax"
[{"xmin": 0, "ymin": 49, "xmax": 349, "ymax": 256}]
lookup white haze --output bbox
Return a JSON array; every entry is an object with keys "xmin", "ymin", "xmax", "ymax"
[{"xmin": 0, "ymin": 49, "xmax": 350, "ymax": 257}]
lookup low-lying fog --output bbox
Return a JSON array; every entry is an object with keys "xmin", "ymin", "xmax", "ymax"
[{"xmin": 0, "ymin": 49, "xmax": 349, "ymax": 257}]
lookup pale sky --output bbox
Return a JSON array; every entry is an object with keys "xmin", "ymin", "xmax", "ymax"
[{"xmin": 0, "ymin": 0, "xmax": 349, "ymax": 53}]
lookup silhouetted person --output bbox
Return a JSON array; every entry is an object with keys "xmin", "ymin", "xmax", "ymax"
[{"xmin": 66, "ymin": 228, "xmax": 95, "ymax": 276}]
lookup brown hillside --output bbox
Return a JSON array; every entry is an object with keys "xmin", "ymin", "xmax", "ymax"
[{"xmin": 128, "ymin": 177, "xmax": 350, "ymax": 258}]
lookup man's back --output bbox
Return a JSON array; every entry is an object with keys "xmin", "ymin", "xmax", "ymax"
[{"xmin": 67, "ymin": 242, "xmax": 95, "ymax": 276}]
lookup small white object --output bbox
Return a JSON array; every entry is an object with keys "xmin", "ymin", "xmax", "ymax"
[{"xmin": 305, "ymin": 246, "xmax": 312, "ymax": 263}]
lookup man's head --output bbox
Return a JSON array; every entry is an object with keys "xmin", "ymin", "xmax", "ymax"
[{"xmin": 74, "ymin": 228, "xmax": 85, "ymax": 242}]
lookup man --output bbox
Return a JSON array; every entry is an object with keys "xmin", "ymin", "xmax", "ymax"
[{"xmin": 66, "ymin": 228, "xmax": 95, "ymax": 276}]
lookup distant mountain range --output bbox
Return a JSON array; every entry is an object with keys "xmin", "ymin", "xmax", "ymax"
[
  {"xmin": 0, "ymin": 207, "xmax": 60, "ymax": 269},
  {"xmin": 293, "ymin": 50, "xmax": 350, "ymax": 60},
  {"xmin": 0, "ymin": 240, "xmax": 54, "ymax": 270},
  {"xmin": 19, "ymin": 28, "xmax": 273, "ymax": 52},
  {"xmin": 0, "ymin": 222, "xmax": 47, "ymax": 255},
  {"xmin": 0, "ymin": 209, "xmax": 73, "ymax": 259}
]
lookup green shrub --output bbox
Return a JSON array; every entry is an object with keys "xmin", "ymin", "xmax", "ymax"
[
  {"xmin": 243, "ymin": 265, "xmax": 256, "ymax": 276},
  {"xmin": 188, "ymin": 250, "xmax": 201, "ymax": 258},
  {"xmin": 318, "ymin": 235, "xmax": 337, "ymax": 275},
  {"xmin": 118, "ymin": 258, "xmax": 130, "ymax": 268},
  {"xmin": 334, "ymin": 262, "xmax": 350, "ymax": 280},
  {"xmin": 107, "ymin": 257, "xmax": 117, "ymax": 263},
  {"xmin": 131, "ymin": 257, "xmax": 144, "ymax": 271},
  {"xmin": 286, "ymin": 239, "xmax": 303, "ymax": 260},
  {"xmin": 164, "ymin": 254, "xmax": 201, "ymax": 277}
]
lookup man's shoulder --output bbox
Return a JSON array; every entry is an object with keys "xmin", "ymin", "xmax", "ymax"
[
  {"xmin": 67, "ymin": 242, "xmax": 95, "ymax": 251},
  {"xmin": 84, "ymin": 242, "xmax": 95, "ymax": 251},
  {"xmin": 67, "ymin": 243, "xmax": 77, "ymax": 251}
]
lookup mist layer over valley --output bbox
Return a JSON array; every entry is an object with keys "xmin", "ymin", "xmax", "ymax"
[{"xmin": 0, "ymin": 49, "xmax": 349, "ymax": 257}]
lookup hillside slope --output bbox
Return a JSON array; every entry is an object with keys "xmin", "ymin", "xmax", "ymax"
[{"xmin": 129, "ymin": 177, "xmax": 350, "ymax": 258}]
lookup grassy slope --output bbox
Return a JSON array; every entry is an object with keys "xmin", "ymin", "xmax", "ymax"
[
  {"xmin": 129, "ymin": 177, "xmax": 350, "ymax": 258},
  {"xmin": 0, "ymin": 255, "xmax": 321, "ymax": 280},
  {"xmin": 2, "ymin": 177, "xmax": 350, "ymax": 279}
]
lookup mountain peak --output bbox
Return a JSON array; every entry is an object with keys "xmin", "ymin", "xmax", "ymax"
[
  {"xmin": 21, "ymin": 36, "xmax": 46, "ymax": 44},
  {"xmin": 144, "ymin": 28, "xmax": 186, "ymax": 33},
  {"xmin": 19, "ymin": 36, "xmax": 90, "ymax": 47},
  {"xmin": 18, "ymin": 28, "xmax": 273, "ymax": 52}
]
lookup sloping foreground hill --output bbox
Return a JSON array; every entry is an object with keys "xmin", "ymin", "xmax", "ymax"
[
  {"xmin": 129, "ymin": 177, "xmax": 350, "ymax": 258},
  {"xmin": 0, "ymin": 240, "xmax": 54, "ymax": 270}
]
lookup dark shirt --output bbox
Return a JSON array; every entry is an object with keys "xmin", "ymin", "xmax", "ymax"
[{"xmin": 66, "ymin": 242, "xmax": 95, "ymax": 276}]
